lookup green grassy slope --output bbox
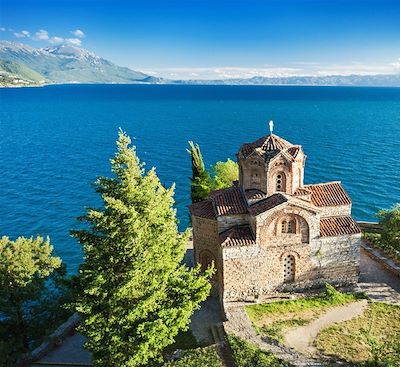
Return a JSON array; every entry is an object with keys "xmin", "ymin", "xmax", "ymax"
[{"xmin": 0, "ymin": 59, "xmax": 45, "ymax": 83}]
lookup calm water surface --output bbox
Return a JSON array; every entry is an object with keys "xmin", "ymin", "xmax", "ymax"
[{"xmin": 1, "ymin": 84, "xmax": 400, "ymax": 273}]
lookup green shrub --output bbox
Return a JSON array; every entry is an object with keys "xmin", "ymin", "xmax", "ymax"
[
  {"xmin": 228, "ymin": 335, "xmax": 291, "ymax": 367},
  {"xmin": 164, "ymin": 346, "xmax": 222, "ymax": 367}
]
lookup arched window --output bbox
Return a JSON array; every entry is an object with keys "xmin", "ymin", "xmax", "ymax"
[
  {"xmin": 283, "ymin": 255, "xmax": 295, "ymax": 282},
  {"xmin": 199, "ymin": 250, "xmax": 215, "ymax": 272},
  {"xmin": 287, "ymin": 219, "xmax": 296, "ymax": 233},
  {"xmin": 275, "ymin": 172, "xmax": 286, "ymax": 192},
  {"xmin": 281, "ymin": 219, "xmax": 296, "ymax": 234}
]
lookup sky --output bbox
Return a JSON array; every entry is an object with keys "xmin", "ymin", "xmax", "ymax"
[{"xmin": 1, "ymin": 0, "xmax": 400, "ymax": 79}]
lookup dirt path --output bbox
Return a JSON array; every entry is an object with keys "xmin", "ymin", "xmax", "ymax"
[{"xmin": 284, "ymin": 300, "xmax": 368, "ymax": 356}]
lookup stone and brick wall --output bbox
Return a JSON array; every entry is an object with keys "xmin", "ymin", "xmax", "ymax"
[{"xmin": 221, "ymin": 233, "xmax": 361, "ymax": 301}]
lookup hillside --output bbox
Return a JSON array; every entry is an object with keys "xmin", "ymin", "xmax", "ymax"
[
  {"xmin": 0, "ymin": 59, "xmax": 46, "ymax": 86},
  {"xmin": 0, "ymin": 41, "xmax": 150, "ymax": 84}
]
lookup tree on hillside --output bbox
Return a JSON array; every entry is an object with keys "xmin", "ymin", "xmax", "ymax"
[
  {"xmin": 212, "ymin": 158, "xmax": 239, "ymax": 190},
  {"xmin": 0, "ymin": 236, "xmax": 61, "ymax": 360},
  {"xmin": 187, "ymin": 141, "xmax": 212, "ymax": 203},
  {"xmin": 377, "ymin": 203, "xmax": 400, "ymax": 252},
  {"xmin": 73, "ymin": 131, "xmax": 212, "ymax": 367}
]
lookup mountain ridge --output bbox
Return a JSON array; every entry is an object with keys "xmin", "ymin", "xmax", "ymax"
[
  {"xmin": 1, "ymin": 41, "xmax": 400, "ymax": 87},
  {"xmin": 0, "ymin": 41, "xmax": 150, "ymax": 84}
]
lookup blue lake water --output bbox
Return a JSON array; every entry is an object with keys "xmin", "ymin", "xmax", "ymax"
[{"xmin": 1, "ymin": 84, "xmax": 400, "ymax": 273}]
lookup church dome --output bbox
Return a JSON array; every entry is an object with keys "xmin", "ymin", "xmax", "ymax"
[
  {"xmin": 239, "ymin": 133, "xmax": 296, "ymax": 160},
  {"xmin": 255, "ymin": 134, "xmax": 293, "ymax": 151}
]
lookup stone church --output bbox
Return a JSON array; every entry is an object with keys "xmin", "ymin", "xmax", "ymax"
[{"xmin": 190, "ymin": 127, "xmax": 361, "ymax": 302}]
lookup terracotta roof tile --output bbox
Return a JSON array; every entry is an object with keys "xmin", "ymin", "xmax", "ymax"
[
  {"xmin": 287, "ymin": 146, "xmax": 301, "ymax": 158},
  {"xmin": 248, "ymin": 193, "xmax": 288, "ymax": 216},
  {"xmin": 320, "ymin": 216, "xmax": 361, "ymax": 237},
  {"xmin": 209, "ymin": 187, "xmax": 248, "ymax": 216},
  {"xmin": 294, "ymin": 187, "xmax": 312, "ymax": 196},
  {"xmin": 239, "ymin": 134, "xmax": 303, "ymax": 162},
  {"xmin": 189, "ymin": 200, "xmax": 216, "ymax": 219},
  {"xmin": 220, "ymin": 225, "xmax": 256, "ymax": 247},
  {"xmin": 304, "ymin": 182, "xmax": 351, "ymax": 207},
  {"xmin": 255, "ymin": 134, "xmax": 293, "ymax": 151},
  {"xmin": 245, "ymin": 189, "xmax": 267, "ymax": 201}
]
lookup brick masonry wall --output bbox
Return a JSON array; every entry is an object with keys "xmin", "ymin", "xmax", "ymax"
[
  {"xmin": 192, "ymin": 198, "xmax": 360, "ymax": 302},
  {"xmin": 318, "ymin": 204, "xmax": 351, "ymax": 217},
  {"xmin": 217, "ymin": 214, "xmax": 249, "ymax": 233},
  {"xmin": 221, "ymin": 234, "xmax": 361, "ymax": 301},
  {"xmin": 219, "ymin": 205, "xmax": 361, "ymax": 301}
]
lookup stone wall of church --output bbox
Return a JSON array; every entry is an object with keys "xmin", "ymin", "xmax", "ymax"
[
  {"xmin": 220, "ymin": 232, "xmax": 361, "ymax": 302},
  {"xmin": 311, "ymin": 233, "xmax": 361, "ymax": 285},
  {"xmin": 217, "ymin": 214, "xmax": 250, "ymax": 233},
  {"xmin": 192, "ymin": 216, "xmax": 222, "ymax": 294},
  {"xmin": 318, "ymin": 205, "xmax": 352, "ymax": 217},
  {"xmin": 239, "ymin": 156, "xmax": 268, "ymax": 192},
  {"xmin": 221, "ymin": 242, "xmax": 314, "ymax": 301}
]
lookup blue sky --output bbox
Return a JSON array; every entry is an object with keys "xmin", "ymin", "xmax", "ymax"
[{"xmin": 1, "ymin": 0, "xmax": 400, "ymax": 79}]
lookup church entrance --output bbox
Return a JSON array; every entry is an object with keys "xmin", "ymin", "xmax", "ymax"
[{"xmin": 283, "ymin": 255, "xmax": 295, "ymax": 282}]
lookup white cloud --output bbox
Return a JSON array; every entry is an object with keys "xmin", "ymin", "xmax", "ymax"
[
  {"xmin": 49, "ymin": 36, "xmax": 64, "ymax": 44},
  {"xmin": 33, "ymin": 29, "xmax": 49, "ymax": 41},
  {"xmin": 71, "ymin": 29, "xmax": 85, "ymax": 38},
  {"xmin": 14, "ymin": 30, "xmax": 30, "ymax": 38},
  {"xmin": 66, "ymin": 38, "xmax": 82, "ymax": 46},
  {"xmin": 143, "ymin": 60, "xmax": 400, "ymax": 80},
  {"xmin": 0, "ymin": 27, "xmax": 6, "ymax": 32}
]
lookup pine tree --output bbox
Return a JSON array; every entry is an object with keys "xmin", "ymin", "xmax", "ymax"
[
  {"xmin": 72, "ymin": 131, "xmax": 212, "ymax": 367},
  {"xmin": 187, "ymin": 141, "xmax": 212, "ymax": 202}
]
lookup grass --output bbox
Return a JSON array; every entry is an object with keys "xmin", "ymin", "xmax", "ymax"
[
  {"xmin": 228, "ymin": 335, "xmax": 292, "ymax": 367},
  {"xmin": 246, "ymin": 284, "xmax": 366, "ymax": 343},
  {"xmin": 258, "ymin": 319, "xmax": 308, "ymax": 343},
  {"xmin": 315, "ymin": 301, "xmax": 400, "ymax": 366},
  {"xmin": 163, "ymin": 345, "xmax": 222, "ymax": 367}
]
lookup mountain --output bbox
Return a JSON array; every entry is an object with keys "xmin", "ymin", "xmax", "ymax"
[
  {"xmin": 0, "ymin": 59, "xmax": 45, "ymax": 86},
  {"xmin": 174, "ymin": 73, "xmax": 400, "ymax": 87},
  {"xmin": 1, "ymin": 41, "xmax": 399, "ymax": 87},
  {"xmin": 0, "ymin": 41, "xmax": 150, "ymax": 84}
]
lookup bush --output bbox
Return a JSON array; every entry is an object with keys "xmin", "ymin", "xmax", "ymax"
[
  {"xmin": 163, "ymin": 346, "xmax": 222, "ymax": 367},
  {"xmin": 228, "ymin": 335, "xmax": 291, "ymax": 367}
]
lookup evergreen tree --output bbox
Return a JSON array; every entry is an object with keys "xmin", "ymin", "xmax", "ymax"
[
  {"xmin": 73, "ymin": 131, "xmax": 212, "ymax": 367},
  {"xmin": 187, "ymin": 141, "xmax": 212, "ymax": 203},
  {"xmin": 0, "ymin": 236, "xmax": 61, "ymax": 358}
]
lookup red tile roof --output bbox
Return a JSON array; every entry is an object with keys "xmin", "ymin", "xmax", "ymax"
[
  {"xmin": 257, "ymin": 134, "xmax": 293, "ymax": 151},
  {"xmin": 209, "ymin": 187, "xmax": 248, "ymax": 216},
  {"xmin": 304, "ymin": 182, "xmax": 352, "ymax": 207},
  {"xmin": 320, "ymin": 216, "xmax": 361, "ymax": 237},
  {"xmin": 220, "ymin": 225, "xmax": 256, "ymax": 247},
  {"xmin": 248, "ymin": 193, "xmax": 288, "ymax": 216},
  {"xmin": 294, "ymin": 187, "xmax": 312, "ymax": 196},
  {"xmin": 240, "ymin": 134, "xmax": 298, "ymax": 158},
  {"xmin": 189, "ymin": 200, "xmax": 216, "ymax": 219},
  {"xmin": 245, "ymin": 189, "xmax": 267, "ymax": 201},
  {"xmin": 287, "ymin": 146, "xmax": 301, "ymax": 158}
]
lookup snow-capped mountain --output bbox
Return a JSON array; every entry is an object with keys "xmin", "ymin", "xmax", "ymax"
[{"xmin": 0, "ymin": 41, "xmax": 149, "ymax": 84}]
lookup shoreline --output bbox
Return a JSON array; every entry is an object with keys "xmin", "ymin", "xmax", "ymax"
[{"xmin": 2, "ymin": 82, "xmax": 400, "ymax": 89}]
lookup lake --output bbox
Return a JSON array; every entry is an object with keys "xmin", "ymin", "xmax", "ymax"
[{"xmin": 1, "ymin": 84, "xmax": 399, "ymax": 273}]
